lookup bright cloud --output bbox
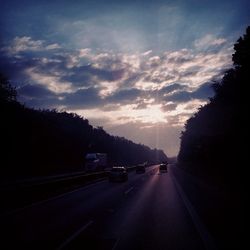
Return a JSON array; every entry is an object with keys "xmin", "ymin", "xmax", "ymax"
[
  {"xmin": 194, "ymin": 34, "xmax": 227, "ymax": 49},
  {"xmin": 25, "ymin": 67, "xmax": 73, "ymax": 94},
  {"xmin": 3, "ymin": 36, "xmax": 61, "ymax": 55}
]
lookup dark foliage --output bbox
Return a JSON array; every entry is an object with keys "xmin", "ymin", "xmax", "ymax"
[
  {"xmin": 0, "ymin": 76, "xmax": 167, "ymax": 178},
  {"xmin": 178, "ymin": 27, "xmax": 249, "ymax": 191},
  {"xmin": 177, "ymin": 27, "xmax": 249, "ymax": 249},
  {"xmin": 0, "ymin": 74, "xmax": 17, "ymax": 104}
]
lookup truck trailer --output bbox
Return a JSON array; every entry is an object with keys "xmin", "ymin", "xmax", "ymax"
[{"xmin": 84, "ymin": 153, "xmax": 107, "ymax": 172}]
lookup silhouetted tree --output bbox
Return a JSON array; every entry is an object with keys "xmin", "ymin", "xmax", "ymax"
[
  {"xmin": 233, "ymin": 26, "xmax": 250, "ymax": 68},
  {"xmin": 177, "ymin": 27, "xmax": 249, "ymax": 250},
  {"xmin": 178, "ymin": 26, "xmax": 249, "ymax": 189},
  {"xmin": 0, "ymin": 73, "xmax": 167, "ymax": 177},
  {"xmin": 0, "ymin": 73, "xmax": 16, "ymax": 103}
]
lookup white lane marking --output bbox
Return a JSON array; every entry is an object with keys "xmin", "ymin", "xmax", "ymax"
[
  {"xmin": 124, "ymin": 187, "xmax": 134, "ymax": 195},
  {"xmin": 172, "ymin": 175, "xmax": 217, "ymax": 250},
  {"xmin": 112, "ymin": 237, "xmax": 121, "ymax": 250},
  {"xmin": 57, "ymin": 220, "xmax": 94, "ymax": 250},
  {"xmin": 1, "ymin": 179, "xmax": 107, "ymax": 217}
]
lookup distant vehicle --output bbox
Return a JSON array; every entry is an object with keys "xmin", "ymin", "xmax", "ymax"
[
  {"xmin": 85, "ymin": 153, "xmax": 107, "ymax": 172},
  {"xmin": 136, "ymin": 164, "xmax": 146, "ymax": 174},
  {"xmin": 159, "ymin": 163, "xmax": 168, "ymax": 173},
  {"xmin": 162, "ymin": 160, "xmax": 169, "ymax": 165},
  {"xmin": 109, "ymin": 167, "xmax": 128, "ymax": 182}
]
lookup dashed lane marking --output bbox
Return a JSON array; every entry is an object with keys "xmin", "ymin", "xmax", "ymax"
[
  {"xmin": 56, "ymin": 220, "xmax": 94, "ymax": 250},
  {"xmin": 124, "ymin": 187, "xmax": 134, "ymax": 195}
]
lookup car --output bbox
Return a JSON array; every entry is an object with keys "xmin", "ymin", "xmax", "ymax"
[
  {"xmin": 108, "ymin": 167, "xmax": 128, "ymax": 182},
  {"xmin": 159, "ymin": 163, "xmax": 168, "ymax": 173},
  {"xmin": 136, "ymin": 164, "xmax": 146, "ymax": 174}
]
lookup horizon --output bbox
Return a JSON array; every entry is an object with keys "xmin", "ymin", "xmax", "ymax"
[{"xmin": 1, "ymin": 0, "xmax": 249, "ymax": 156}]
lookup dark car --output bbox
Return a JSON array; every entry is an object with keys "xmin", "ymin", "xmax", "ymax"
[
  {"xmin": 136, "ymin": 164, "xmax": 146, "ymax": 174},
  {"xmin": 109, "ymin": 167, "xmax": 128, "ymax": 182},
  {"xmin": 159, "ymin": 163, "xmax": 168, "ymax": 173}
]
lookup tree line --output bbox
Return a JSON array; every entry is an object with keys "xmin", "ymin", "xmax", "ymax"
[
  {"xmin": 0, "ymin": 75, "xmax": 167, "ymax": 178},
  {"xmin": 178, "ymin": 26, "xmax": 249, "ymax": 191}
]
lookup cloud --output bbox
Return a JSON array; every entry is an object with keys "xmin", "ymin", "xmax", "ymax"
[
  {"xmin": 3, "ymin": 36, "xmax": 61, "ymax": 55},
  {"xmin": 45, "ymin": 43, "xmax": 61, "ymax": 50},
  {"xmin": 9, "ymin": 36, "xmax": 44, "ymax": 53},
  {"xmin": 141, "ymin": 50, "xmax": 152, "ymax": 56},
  {"xmin": 165, "ymin": 49, "xmax": 193, "ymax": 64},
  {"xmin": 166, "ymin": 90, "xmax": 192, "ymax": 103},
  {"xmin": 106, "ymin": 88, "xmax": 143, "ymax": 104},
  {"xmin": 1, "ymin": 0, "xmax": 249, "ymax": 158},
  {"xmin": 132, "ymin": 101, "xmax": 148, "ymax": 110},
  {"xmin": 18, "ymin": 83, "xmax": 57, "ymax": 98},
  {"xmin": 159, "ymin": 83, "xmax": 186, "ymax": 94},
  {"xmin": 194, "ymin": 34, "xmax": 227, "ymax": 49},
  {"xmin": 61, "ymin": 64, "xmax": 125, "ymax": 89},
  {"xmin": 1, "ymin": 36, "xmax": 232, "ymax": 139},
  {"xmin": 25, "ymin": 67, "xmax": 73, "ymax": 94},
  {"xmin": 62, "ymin": 87, "xmax": 103, "ymax": 109},
  {"xmin": 165, "ymin": 82, "xmax": 214, "ymax": 103},
  {"xmin": 17, "ymin": 83, "xmax": 61, "ymax": 109},
  {"xmin": 191, "ymin": 82, "xmax": 214, "ymax": 99},
  {"xmin": 161, "ymin": 103, "xmax": 178, "ymax": 112}
]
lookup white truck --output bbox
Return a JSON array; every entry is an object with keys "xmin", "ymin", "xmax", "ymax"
[{"xmin": 84, "ymin": 153, "xmax": 107, "ymax": 172}]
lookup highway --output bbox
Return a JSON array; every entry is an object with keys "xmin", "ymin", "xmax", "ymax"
[{"xmin": 0, "ymin": 165, "xmax": 212, "ymax": 250}]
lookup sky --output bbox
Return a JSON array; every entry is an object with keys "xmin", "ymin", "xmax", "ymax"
[{"xmin": 0, "ymin": 0, "xmax": 249, "ymax": 156}]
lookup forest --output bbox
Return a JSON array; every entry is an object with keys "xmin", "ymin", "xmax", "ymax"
[
  {"xmin": 0, "ymin": 76, "xmax": 167, "ymax": 178},
  {"xmin": 178, "ymin": 26, "xmax": 249, "ymax": 193}
]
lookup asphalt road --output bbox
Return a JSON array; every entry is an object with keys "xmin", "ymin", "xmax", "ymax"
[{"xmin": 0, "ymin": 165, "xmax": 211, "ymax": 250}]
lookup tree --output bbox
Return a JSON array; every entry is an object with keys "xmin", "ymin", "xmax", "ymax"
[
  {"xmin": 178, "ymin": 26, "xmax": 249, "ymax": 186},
  {"xmin": 233, "ymin": 26, "xmax": 250, "ymax": 67},
  {"xmin": 0, "ymin": 73, "xmax": 17, "ymax": 103}
]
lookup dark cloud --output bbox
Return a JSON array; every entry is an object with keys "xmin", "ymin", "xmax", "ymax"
[
  {"xmin": 161, "ymin": 103, "xmax": 178, "ymax": 112},
  {"xmin": 17, "ymin": 84, "xmax": 61, "ymax": 109},
  {"xmin": 0, "ymin": 53, "xmax": 36, "ymax": 86},
  {"xmin": 106, "ymin": 88, "xmax": 143, "ymax": 104},
  {"xmin": 179, "ymin": 66, "xmax": 202, "ymax": 78},
  {"xmin": 159, "ymin": 83, "xmax": 186, "ymax": 94},
  {"xmin": 166, "ymin": 90, "xmax": 193, "ymax": 103},
  {"xmin": 122, "ymin": 72, "xmax": 144, "ymax": 87},
  {"xmin": 62, "ymin": 87, "xmax": 103, "ymax": 109},
  {"xmin": 133, "ymin": 101, "xmax": 148, "ymax": 110},
  {"xmin": 145, "ymin": 83, "xmax": 187, "ymax": 105},
  {"xmin": 64, "ymin": 65, "xmax": 125, "ymax": 83},
  {"xmin": 18, "ymin": 84, "xmax": 57, "ymax": 98},
  {"xmin": 37, "ymin": 56, "xmax": 125, "ymax": 87},
  {"xmin": 61, "ymin": 65, "xmax": 97, "ymax": 87},
  {"xmin": 192, "ymin": 82, "xmax": 214, "ymax": 99},
  {"xmin": 88, "ymin": 66, "xmax": 125, "ymax": 81},
  {"xmin": 166, "ymin": 82, "xmax": 214, "ymax": 103}
]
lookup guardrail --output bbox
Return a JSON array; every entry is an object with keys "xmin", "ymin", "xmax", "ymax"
[{"xmin": 0, "ymin": 165, "xmax": 137, "ymax": 214}]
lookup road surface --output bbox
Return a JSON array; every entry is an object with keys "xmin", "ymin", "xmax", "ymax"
[{"xmin": 0, "ymin": 165, "xmax": 211, "ymax": 250}]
